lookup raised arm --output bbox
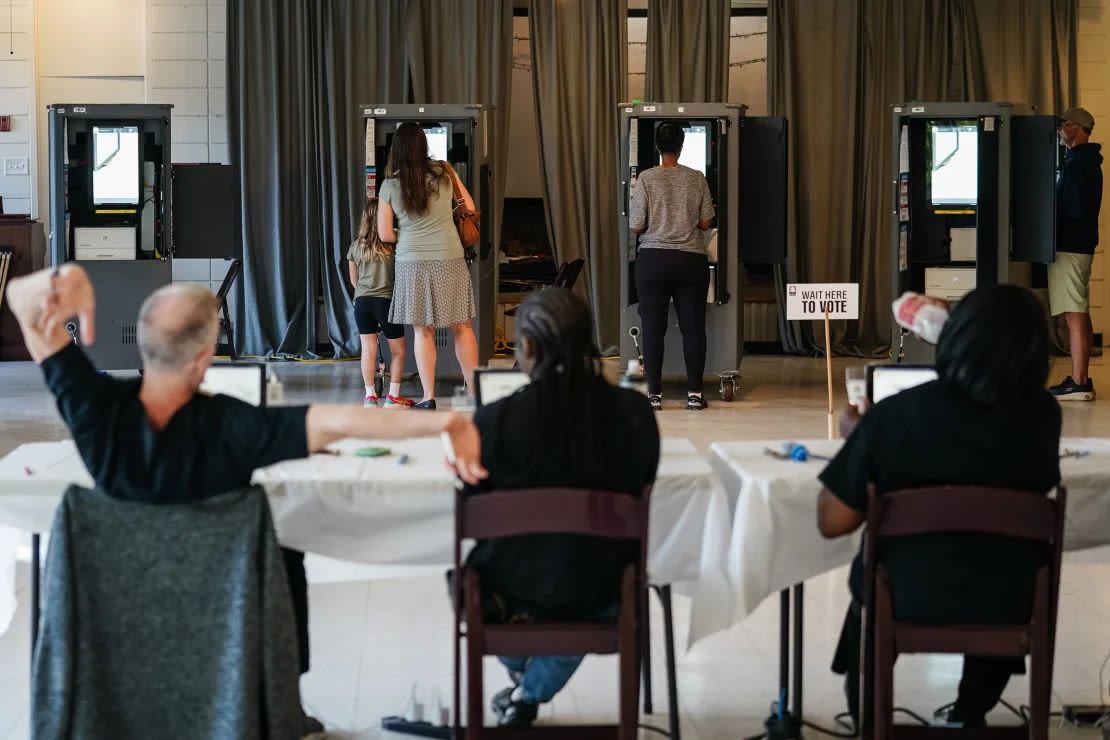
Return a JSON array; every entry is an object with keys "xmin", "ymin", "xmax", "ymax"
[
  {"xmin": 7, "ymin": 264, "xmax": 96, "ymax": 363},
  {"xmin": 305, "ymin": 405, "xmax": 488, "ymax": 484}
]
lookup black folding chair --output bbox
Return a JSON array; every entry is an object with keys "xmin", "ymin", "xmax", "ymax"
[{"xmin": 215, "ymin": 259, "xmax": 241, "ymax": 360}]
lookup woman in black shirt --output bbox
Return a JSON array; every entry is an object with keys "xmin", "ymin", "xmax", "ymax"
[
  {"xmin": 465, "ymin": 287, "xmax": 660, "ymax": 727},
  {"xmin": 818, "ymin": 284, "xmax": 1061, "ymax": 728}
]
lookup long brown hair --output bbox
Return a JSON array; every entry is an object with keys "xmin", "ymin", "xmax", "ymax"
[
  {"xmin": 385, "ymin": 122, "xmax": 448, "ymax": 217},
  {"xmin": 356, "ymin": 197, "xmax": 392, "ymax": 263}
]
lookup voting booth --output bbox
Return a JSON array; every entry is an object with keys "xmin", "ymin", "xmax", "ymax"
[
  {"xmin": 890, "ymin": 102, "xmax": 1059, "ymax": 361},
  {"xmin": 617, "ymin": 102, "xmax": 787, "ymax": 389},
  {"xmin": 361, "ymin": 103, "xmax": 495, "ymax": 378},
  {"xmin": 47, "ymin": 104, "xmax": 174, "ymax": 370}
]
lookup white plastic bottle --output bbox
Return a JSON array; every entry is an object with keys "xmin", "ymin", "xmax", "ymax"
[
  {"xmin": 266, "ymin": 371, "xmax": 284, "ymax": 406},
  {"xmin": 892, "ymin": 292, "xmax": 949, "ymax": 345}
]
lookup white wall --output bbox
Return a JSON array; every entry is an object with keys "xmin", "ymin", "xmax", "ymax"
[
  {"xmin": 26, "ymin": 0, "xmax": 228, "ymax": 221},
  {"xmin": 33, "ymin": 0, "xmax": 147, "ymax": 219},
  {"xmin": 147, "ymin": 0, "xmax": 227, "ymax": 165},
  {"xmin": 37, "ymin": 0, "xmax": 144, "ymax": 77},
  {"xmin": 0, "ymin": 0, "xmax": 36, "ymax": 217}
]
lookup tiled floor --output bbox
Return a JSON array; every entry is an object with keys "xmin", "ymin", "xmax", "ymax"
[{"xmin": 0, "ymin": 354, "xmax": 1108, "ymax": 738}]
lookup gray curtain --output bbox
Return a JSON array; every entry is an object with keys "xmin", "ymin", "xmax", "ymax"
[
  {"xmin": 769, "ymin": 0, "xmax": 1078, "ymax": 356},
  {"xmin": 405, "ymin": 0, "xmax": 514, "ymax": 267},
  {"xmin": 529, "ymin": 0, "xmax": 628, "ymax": 351},
  {"xmin": 228, "ymin": 0, "xmax": 408, "ymax": 358},
  {"xmin": 769, "ymin": 0, "xmax": 861, "ymax": 354},
  {"xmin": 645, "ymin": 0, "xmax": 730, "ymax": 102}
]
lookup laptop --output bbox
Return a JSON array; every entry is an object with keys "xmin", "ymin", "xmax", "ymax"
[
  {"xmin": 866, "ymin": 364, "xmax": 938, "ymax": 406},
  {"xmin": 474, "ymin": 368, "xmax": 531, "ymax": 407},
  {"xmin": 200, "ymin": 362, "xmax": 267, "ymax": 407}
]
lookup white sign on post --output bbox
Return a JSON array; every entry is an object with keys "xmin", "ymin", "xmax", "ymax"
[
  {"xmin": 785, "ymin": 282, "xmax": 861, "ymax": 441},
  {"xmin": 785, "ymin": 283, "xmax": 860, "ymax": 320}
]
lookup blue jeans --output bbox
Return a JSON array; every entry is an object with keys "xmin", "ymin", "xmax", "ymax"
[
  {"xmin": 498, "ymin": 655, "xmax": 583, "ymax": 703},
  {"xmin": 497, "ymin": 605, "xmax": 619, "ymax": 704}
]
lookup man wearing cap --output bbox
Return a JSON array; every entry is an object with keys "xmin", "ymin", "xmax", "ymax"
[{"xmin": 1049, "ymin": 107, "xmax": 1103, "ymax": 401}]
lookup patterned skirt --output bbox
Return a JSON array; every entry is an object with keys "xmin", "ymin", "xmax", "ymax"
[{"xmin": 389, "ymin": 258, "xmax": 477, "ymax": 328}]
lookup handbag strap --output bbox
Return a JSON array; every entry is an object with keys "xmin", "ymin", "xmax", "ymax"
[{"xmin": 442, "ymin": 161, "xmax": 466, "ymax": 210}]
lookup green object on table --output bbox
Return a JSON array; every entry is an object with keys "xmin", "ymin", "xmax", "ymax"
[{"xmin": 355, "ymin": 446, "xmax": 391, "ymax": 458}]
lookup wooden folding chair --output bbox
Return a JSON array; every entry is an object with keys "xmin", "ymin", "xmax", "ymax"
[
  {"xmin": 863, "ymin": 485, "xmax": 1067, "ymax": 740},
  {"xmin": 453, "ymin": 486, "xmax": 650, "ymax": 739}
]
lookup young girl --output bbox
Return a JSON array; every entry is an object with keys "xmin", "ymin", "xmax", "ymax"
[{"xmin": 348, "ymin": 198, "xmax": 413, "ymax": 407}]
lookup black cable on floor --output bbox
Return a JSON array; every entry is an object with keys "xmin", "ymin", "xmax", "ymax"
[
  {"xmin": 637, "ymin": 723, "xmax": 670, "ymax": 737},
  {"xmin": 801, "ymin": 718, "xmax": 857, "ymax": 737},
  {"xmin": 895, "ymin": 707, "xmax": 931, "ymax": 726},
  {"xmin": 999, "ymin": 699, "xmax": 1027, "ymax": 723}
]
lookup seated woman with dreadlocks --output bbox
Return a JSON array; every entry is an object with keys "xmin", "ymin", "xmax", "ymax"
[{"xmin": 464, "ymin": 287, "xmax": 660, "ymax": 728}]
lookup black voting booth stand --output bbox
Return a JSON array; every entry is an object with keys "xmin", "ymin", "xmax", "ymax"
[{"xmin": 172, "ymin": 164, "xmax": 241, "ymax": 358}]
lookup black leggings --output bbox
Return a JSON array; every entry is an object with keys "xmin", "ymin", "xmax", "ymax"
[
  {"xmin": 835, "ymin": 601, "xmax": 1020, "ymax": 725},
  {"xmin": 635, "ymin": 249, "xmax": 710, "ymax": 394}
]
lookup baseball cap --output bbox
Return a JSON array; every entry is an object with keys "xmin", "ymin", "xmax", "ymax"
[{"xmin": 1059, "ymin": 107, "xmax": 1095, "ymax": 131}]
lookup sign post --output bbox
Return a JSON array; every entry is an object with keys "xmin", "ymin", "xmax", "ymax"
[{"xmin": 786, "ymin": 283, "xmax": 860, "ymax": 439}]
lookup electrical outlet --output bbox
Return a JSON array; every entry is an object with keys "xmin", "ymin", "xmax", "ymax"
[{"xmin": 3, "ymin": 157, "xmax": 27, "ymax": 175}]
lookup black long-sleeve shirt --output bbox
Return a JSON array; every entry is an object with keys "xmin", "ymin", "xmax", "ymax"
[
  {"xmin": 1056, "ymin": 142, "xmax": 1103, "ymax": 255},
  {"xmin": 40, "ymin": 343, "xmax": 309, "ymax": 503}
]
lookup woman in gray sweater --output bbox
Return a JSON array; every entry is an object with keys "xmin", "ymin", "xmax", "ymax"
[{"xmin": 629, "ymin": 121, "xmax": 716, "ymax": 411}]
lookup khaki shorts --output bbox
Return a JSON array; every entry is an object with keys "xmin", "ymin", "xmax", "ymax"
[{"xmin": 1048, "ymin": 251, "xmax": 1095, "ymax": 316}]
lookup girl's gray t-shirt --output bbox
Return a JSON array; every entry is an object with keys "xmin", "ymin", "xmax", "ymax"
[
  {"xmin": 629, "ymin": 164, "xmax": 715, "ymax": 254},
  {"xmin": 378, "ymin": 171, "xmax": 463, "ymax": 262}
]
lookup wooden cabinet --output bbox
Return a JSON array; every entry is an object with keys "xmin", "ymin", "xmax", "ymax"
[{"xmin": 0, "ymin": 218, "xmax": 46, "ymax": 361}]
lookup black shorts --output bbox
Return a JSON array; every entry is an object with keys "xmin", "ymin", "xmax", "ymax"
[{"xmin": 353, "ymin": 296, "xmax": 405, "ymax": 339}]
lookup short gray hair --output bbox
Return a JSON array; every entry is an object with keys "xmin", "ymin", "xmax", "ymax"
[{"xmin": 137, "ymin": 283, "xmax": 219, "ymax": 371}]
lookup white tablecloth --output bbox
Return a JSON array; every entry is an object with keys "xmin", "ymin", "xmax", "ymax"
[
  {"xmin": 0, "ymin": 437, "xmax": 732, "ymax": 644},
  {"xmin": 708, "ymin": 437, "xmax": 1110, "ymax": 626}
]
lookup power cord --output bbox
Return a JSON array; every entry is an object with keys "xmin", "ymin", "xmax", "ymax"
[
  {"xmin": 637, "ymin": 723, "xmax": 670, "ymax": 737},
  {"xmin": 1099, "ymin": 644, "xmax": 1110, "ymax": 706},
  {"xmin": 801, "ymin": 717, "xmax": 857, "ymax": 737}
]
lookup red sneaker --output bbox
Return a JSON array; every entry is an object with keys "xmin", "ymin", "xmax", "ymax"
[{"xmin": 383, "ymin": 394, "xmax": 415, "ymax": 408}]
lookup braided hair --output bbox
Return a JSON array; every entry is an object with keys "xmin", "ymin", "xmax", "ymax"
[
  {"xmin": 516, "ymin": 287, "xmax": 600, "ymax": 382},
  {"xmin": 515, "ymin": 288, "xmax": 606, "ymax": 467}
]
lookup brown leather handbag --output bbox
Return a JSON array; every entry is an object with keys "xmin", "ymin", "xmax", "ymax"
[{"xmin": 443, "ymin": 161, "xmax": 481, "ymax": 248}]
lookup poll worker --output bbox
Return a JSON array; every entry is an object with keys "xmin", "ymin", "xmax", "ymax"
[
  {"xmin": 1050, "ymin": 107, "xmax": 1102, "ymax": 401},
  {"xmin": 629, "ymin": 121, "xmax": 715, "ymax": 411},
  {"xmin": 817, "ymin": 284, "xmax": 1060, "ymax": 728},
  {"xmin": 8, "ymin": 264, "xmax": 487, "ymax": 735},
  {"xmin": 463, "ymin": 287, "xmax": 659, "ymax": 727}
]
